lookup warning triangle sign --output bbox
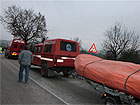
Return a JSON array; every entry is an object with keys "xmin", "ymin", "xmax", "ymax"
[{"xmin": 88, "ymin": 43, "xmax": 97, "ymax": 53}]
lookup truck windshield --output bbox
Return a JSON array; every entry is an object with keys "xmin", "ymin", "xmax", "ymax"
[
  {"xmin": 20, "ymin": 45, "xmax": 24, "ymax": 49},
  {"xmin": 60, "ymin": 40, "xmax": 76, "ymax": 52},
  {"xmin": 14, "ymin": 44, "xmax": 17, "ymax": 48}
]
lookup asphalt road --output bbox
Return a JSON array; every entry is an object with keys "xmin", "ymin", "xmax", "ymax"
[{"xmin": 1, "ymin": 53, "xmax": 104, "ymax": 105}]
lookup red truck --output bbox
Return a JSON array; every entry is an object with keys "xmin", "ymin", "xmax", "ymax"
[
  {"xmin": 31, "ymin": 39, "xmax": 80, "ymax": 77},
  {"xmin": 5, "ymin": 39, "xmax": 25, "ymax": 58}
]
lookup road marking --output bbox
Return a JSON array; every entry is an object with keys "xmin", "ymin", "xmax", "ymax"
[{"xmin": 5, "ymin": 59, "xmax": 69, "ymax": 105}]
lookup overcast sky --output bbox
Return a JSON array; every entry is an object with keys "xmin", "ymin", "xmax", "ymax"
[{"xmin": 0, "ymin": 0, "xmax": 140, "ymax": 51}]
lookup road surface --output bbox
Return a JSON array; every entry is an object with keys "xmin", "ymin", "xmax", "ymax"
[{"xmin": 1, "ymin": 53, "xmax": 104, "ymax": 105}]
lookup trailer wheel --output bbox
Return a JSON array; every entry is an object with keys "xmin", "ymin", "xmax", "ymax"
[
  {"xmin": 105, "ymin": 97, "xmax": 120, "ymax": 105},
  {"xmin": 63, "ymin": 71, "xmax": 70, "ymax": 77},
  {"xmin": 41, "ymin": 63, "xmax": 48, "ymax": 77}
]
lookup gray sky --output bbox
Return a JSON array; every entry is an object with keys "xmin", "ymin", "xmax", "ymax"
[{"xmin": 0, "ymin": 0, "xmax": 140, "ymax": 51}]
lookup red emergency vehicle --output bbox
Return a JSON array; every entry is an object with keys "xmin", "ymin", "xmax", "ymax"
[
  {"xmin": 31, "ymin": 39, "xmax": 80, "ymax": 77},
  {"xmin": 5, "ymin": 39, "xmax": 25, "ymax": 58}
]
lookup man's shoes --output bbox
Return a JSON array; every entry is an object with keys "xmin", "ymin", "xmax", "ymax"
[
  {"xmin": 24, "ymin": 81, "xmax": 28, "ymax": 84},
  {"xmin": 24, "ymin": 82, "xmax": 28, "ymax": 87},
  {"xmin": 17, "ymin": 80, "xmax": 23, "ymax": 83}
]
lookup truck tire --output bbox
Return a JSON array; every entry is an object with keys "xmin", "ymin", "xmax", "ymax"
[
  {"xmin": 105, "ymin": 97, "xmax": 120, "ymax": 105},
  {"xmin": 7, "ymin": 55, "xmax": 11, "ymax": 59},
  {"xmin": 41, "ymin": 63, "xmax": 48, "ymax": 77},
  {"xmin": 7, "ymin": 53, "xmax": 11, "ymax": 59}
]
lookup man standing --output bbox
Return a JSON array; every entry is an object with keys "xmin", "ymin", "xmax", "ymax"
[{"xmin": 18, "ymin": 46, "xmax": 33, "ymax": 83}]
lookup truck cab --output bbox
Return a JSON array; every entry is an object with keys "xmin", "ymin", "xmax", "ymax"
[
  {"xmin": 32, "ymin": 39, "xmax": 80, "ymax": 77},
  {"xmin": 5, "ymin": 39, "xmax": 25, "ymax": 58}
]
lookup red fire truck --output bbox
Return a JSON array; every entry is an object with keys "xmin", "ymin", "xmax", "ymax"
[
  {"xmin": 31, "ymin": 39, "xmax": 80, "ymax": 77},
  {"xmin": 5, "ymin": 39, "xmax": 25, "ymax": 58}
]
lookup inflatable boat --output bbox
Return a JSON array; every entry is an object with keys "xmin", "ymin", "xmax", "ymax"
[{"xmin": 75, "ymin": 54, "xmax": 140, "ymax": 99}]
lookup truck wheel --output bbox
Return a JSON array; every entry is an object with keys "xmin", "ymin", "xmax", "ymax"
[
  {"xmin": 105, "ymin": 97, "xmax": 120, "ymax": 105},
  {"xmin": 7, "ymin": 53, "xmax": 11, "ymax": 59},
  {"xmin": 63, "ymin": 71, "xmax": 70, "ymax": 77},
  {"xmin": 41, "ymin": 63, "xmax": 48, "ymax": 77}
]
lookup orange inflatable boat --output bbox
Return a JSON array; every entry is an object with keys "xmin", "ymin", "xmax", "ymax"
[{"xmin": 75, "ymin": 54, "xmax": 140, "ymax": 99}]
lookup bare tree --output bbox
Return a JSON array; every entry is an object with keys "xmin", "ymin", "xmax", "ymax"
[
  {"xmin": 72, "ymin": 37, "xmax": 82, "ymax": 50},
  {"xmin": 102, "ymin": 22, "xmax": 140, "ymax": 60},
  {"xmin": 0, "ymin": 5, "xmax": 48, "ymax": 45},
  {"xmin": 72, "ymin": 37, "xmax": 88, "ymax": 54}
]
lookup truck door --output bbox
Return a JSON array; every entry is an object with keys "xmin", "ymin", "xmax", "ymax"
[
  {"xmin": 43, "ymin": 44, "xmax": 54, "ymax": 68},
  {"xmin": 35, "ymin": 46, "xmax": 42, "ymax": 66}
]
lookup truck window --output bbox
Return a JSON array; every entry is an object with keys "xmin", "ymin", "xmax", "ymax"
[
  {"xmin": 33, "ymin": 47, "xmax": 37, "ymax": 53},
  {"xmin": 44, "ymin": 44, "xmax": 52, "ymax": 53},
  {"xmin": 14, "ymin": 44, "xmax": 17, "ymax": 48},
  {"xmin": 60, "ymin": 41, "xmax": 76, "ymax": 52},
  {"xmin": 37, "ymin": 46, "xmax": 41, "ymax": 53},
  {"xmin": 20, "ymin": 45, "xmax": 23, "ymax": 49}
]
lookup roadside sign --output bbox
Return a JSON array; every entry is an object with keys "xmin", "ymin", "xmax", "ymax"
[{"xmin": 88, "ymin": 43, "xmax": 97, "ymax": 53}]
